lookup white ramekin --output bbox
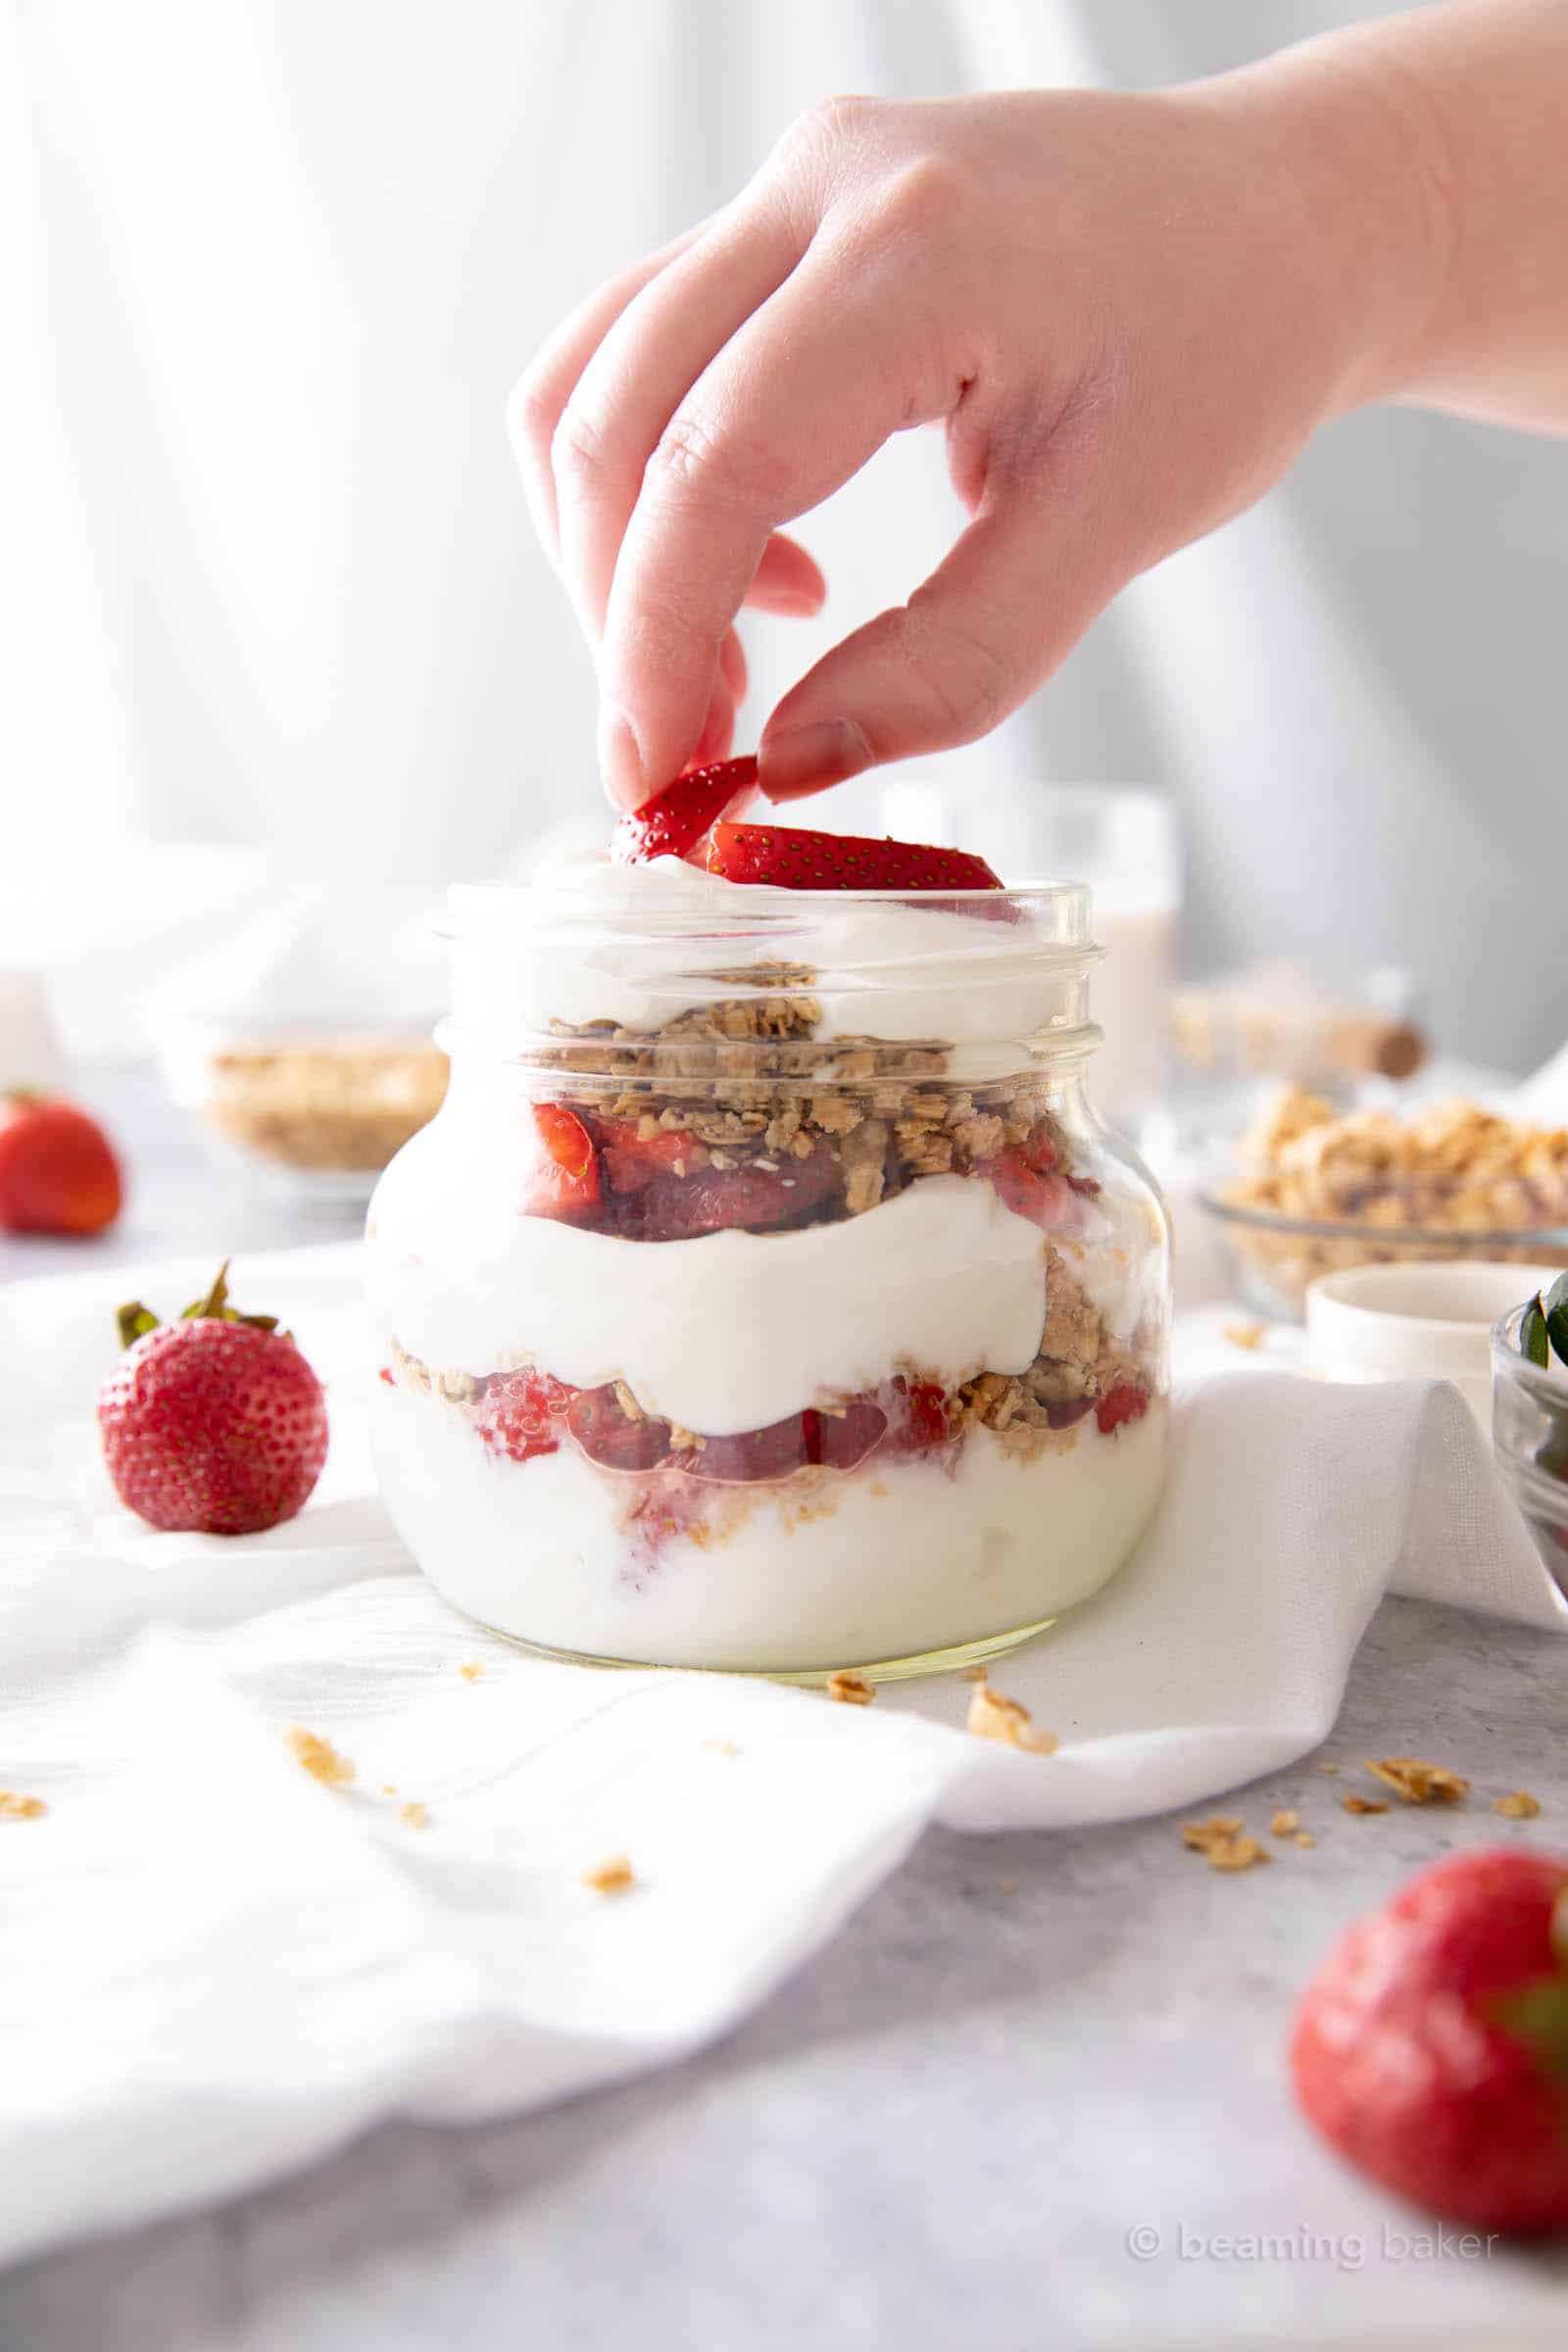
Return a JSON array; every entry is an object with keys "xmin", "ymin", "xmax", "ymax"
[{"xmin": 1305, "ymin": 1260, "xmax": 1563, "ymax": 1435}]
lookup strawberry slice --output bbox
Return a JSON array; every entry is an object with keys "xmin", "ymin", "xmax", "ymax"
[
  {"xmin": 707, "ymin": 821, "xmax": 1003, "ymax": 893},
  {"xmin": 986, "ymin": 1146, "xmax": 1080, "ymax": 1232},
  {"xmin": 566, "ymin": 1383, "xmax": 673, "ymax": 1471},
  {"xmin": 523, "ymin": 1103, "xmax": 601, "ymax": 1223},
  {"xmin": 472, "ymin": 1368, "xmax": 572, "ymax": 1464},
  {"xmin": 594, "ymin": 1115, "xmax": 693, "ymax": 1196},
  {"xmin": 611, "ymin": 757, "xmax": 758, "ymax": 865},
  {"xmin": 606, "ymin": 1144, "xmax": 839, "ymax": 1241},
  {"xmin": 1095, "ymin": 1383, "xmax": 1150, "ymax": 1436}
]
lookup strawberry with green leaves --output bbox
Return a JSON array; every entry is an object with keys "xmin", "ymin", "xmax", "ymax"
[{"xmin": 97, "ymin": 1263, "xmax": 328, "ymax": 1535}]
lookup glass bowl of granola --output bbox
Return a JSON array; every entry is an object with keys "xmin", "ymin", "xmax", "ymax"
[
  {"xmin": 1200, "ymin": 1087, "xmax": 1568, "ymax": 1321},
  {"xmin": 1492, "ymin": 1279, "xmax": 1568, "ymax": 1590},
  {"xmin": 366, "ymin": 836, "xmax": 1171, "ymax": 1679}
]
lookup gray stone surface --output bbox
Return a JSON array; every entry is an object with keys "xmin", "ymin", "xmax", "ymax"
[{"xmin": 5, "ymin": 1069, "xmax": 1567, "ymax": 2346}]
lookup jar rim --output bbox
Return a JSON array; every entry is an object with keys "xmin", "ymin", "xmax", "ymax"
[{"xmin": 443, "ymin": 873, "xmax": 1097, "ymax": 945}]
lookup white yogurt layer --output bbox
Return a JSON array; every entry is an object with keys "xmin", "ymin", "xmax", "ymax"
[
  {"xmin": 371, "ymin": 1381, "xmax": 1167, "ymax": 1671},
  {"xmin": 368, "ymin": 1169, "xmax": 1049, "ymax": 1438},
  {"xmin": 446, "ymin": 852, "xmax": 1090, "ymax": 1074}
]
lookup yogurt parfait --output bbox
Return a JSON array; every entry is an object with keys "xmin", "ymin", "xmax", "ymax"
[{"xmin": 368, "ymin": 771, "xmax": 1170, "ymax": 1675}]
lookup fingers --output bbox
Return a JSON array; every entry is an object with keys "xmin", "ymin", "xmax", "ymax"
[
  {"xmin": 597, "ymin": 252, "xmax": 964, "ymax": 808},
  {"xmin": 747, "ymin": 531, "xmax": 826, "ymax": 616},
  {"xmin": 551, "ymin": 206, "xmax": 808, "ymax": 640},
  {"xmin": 757, "ymin": 483, "xmax": 1127, "ymax": 800},
  {"xmin": 508, "ymin": 220, "xmax": 709, "ymax": 563}
]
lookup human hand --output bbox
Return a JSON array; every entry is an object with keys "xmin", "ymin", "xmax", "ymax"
[{"xmin": 513, "ymin": 77, "xmax": 1439, "ymax": 810}]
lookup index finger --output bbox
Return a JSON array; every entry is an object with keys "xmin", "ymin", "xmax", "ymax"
[{"xmin": 597, "ymin": 254, "xmax": 963, "ymax": 808}]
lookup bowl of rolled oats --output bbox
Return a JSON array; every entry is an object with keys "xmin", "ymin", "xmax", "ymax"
[
  {"xmin": 1492, "ymin": 1276, "xmax": 1568, "ymax": 1589},
  {"xmin": 1200, "ymin": 1087, "xmax": 1568, "ymax": 1321},
  {"xmin": 162, "ymin": 1019, "xmax": 449, "ymax": 1206}
]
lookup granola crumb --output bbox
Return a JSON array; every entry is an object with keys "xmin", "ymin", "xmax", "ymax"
[
  {"xmin": 1182, "ymin": 1815, "xmax": 1245, "ymax": 1852},
  {"xmin": 1270, "ymin": 1809, "xmax": 1300, "ymax": 1838},
  {"xmin": 381, "ymin": 1783, "xmax": 399, "ymax": 1795},
  {"xmin": 399, "ymin": 1800, "xmax": 429, "ymax": 1829},
  {"xmin": 1206, "ymin": 1835, "xmax": 1270, "ymax": 1873},
  {"xmin": 705, "ymin": 1740, "xmax": 740, "ymax": 1756},
  {"xmin": 1365, "ymin": 1756, "xmax": 1470, "ymax": 1806},
  {"xmin": 1342, "ymin": 1794, "xmax": 1390, "ymax": 1816},
  {"xmin": 458, "ymin": 1659, "xmax": 485, "ymax": 1683},
  {"xmin": 283, "ymin": 1724, "xmax": 355, "ymax": 1788},
  {"xmin": 826, "ymin": 1670, "xmax": 876, "ymax": 1707},
  {"xmin": 1224, "ymin": 1320, "xmax": 1267, "ymax": 1351},
  {"xmin": 1295, "ymin": 1831, "xmax": 1317, "ymax": 1849},
  {"xmin": 1494, "ymin": 1789, "xmax": 1542, "ymax": 1820},
  {"xmin": 966, "ymin": 1680, "xmax": 1057, "ymax": 1754},
  {"xmin": 1319, "ymin": 1763, "xmax": 1340, "ymax": 1776},
  {"xmin": 998, "ymin": 1878, "xmax": 1018, "ymax": 1896},
  {"xmin": 582, "ymin": 1853, "xmax": 635, "ymax": 1894},
  {"xmin": 0, "ymin": 1790, "xmax": 47, "ymax": 1821}
]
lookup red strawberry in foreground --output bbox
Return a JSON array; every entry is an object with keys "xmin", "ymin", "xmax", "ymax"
[
  {"xmin": 97, "ymin": 1263, "xmax": 328, "ymax": 1535},
  {"xmin": 610, "ymin": 757, "xmax": 759, "ymax": 864},
  {"xmin": 522, "ymin": 1103, "xmax": 602, "ymax": 1222},
  {"xmin": 0, "ymin": 1092, "xmax": 122, "ymax": 1236},
  {"xmin": 707, "ymin": 821, "xmax": 1004, "ymax": 893},
  {"xmin": 1291, "ymin": 1848, "xmax": 1568, "ymax": 2232}
]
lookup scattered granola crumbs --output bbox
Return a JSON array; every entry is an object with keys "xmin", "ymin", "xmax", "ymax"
[
  {"xmin": 1365, "ymin": 1757, "xmax": 1469, "ymax": 1806},
  {"xmin": 0, "ymin": 1790, "xmax": 46, "ymax": 1822},
  {"xmin": 1270, "ymin": 1809, "xmax": 1300, "ymax": 1838},
  {"xmin": 1319, "ymin": 1763, "xmax": 1341, "ymax": 1776},
  {"xmin": 1182, "ymin": 1816, "xmax": 1246, "ymax": 1852},
  {"xmin": 283, "ymin": 1724, "xmax": 355, "ymax": 1788},
  {"xmin": 998, "ymin": 1878, "xmax": 1018, "ymax": 1896},
  {"xmin": 965, "ymin": 1680, "xmax": 1057, "ymax": 1754},
  {"xmin": 961, "ymin": 1665, "xmax": 991, "ymax": 1684},
  {"xmin": 458, "ymin": 1659, "xmax": 485, "ymax": 1683},
  {"xmin": 1224, "ymin": 1320, "xmax": 1267, "ymax": 1351},
  {"xmin": 1342, "ymin": 1794, "xmax": 1390, "ymax": 1816},
  {"xmin": 381, "ymin": 1783, "xmax": 399, "ymax": 1795},
  {"xmin": 582, "ymin": 1854, "xmax": 635, "ymax": 1895},
  {"xmin": 1295, "ymin": 1832, "xmax": 1317, "ymax": 1849},
  {"xmin": 1206, "ymin": 1835, "xmax": 1271, "ymax": 1874},
  {"xmin": 826, "ymin": 1670, "xmax": 875, "ymax": 1707},
  {"xmin": 399, "ymin": 1801, "xmax": 429, "ymax": 1829},
  {"xmin": 1494, "ymin": 1789, "xmax": 1542, "ymax": 1820}
]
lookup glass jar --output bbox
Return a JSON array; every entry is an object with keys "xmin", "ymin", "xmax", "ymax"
[{"xmin": 366, "ymin": 860, "xmax": 1171, "ymax": 1678}]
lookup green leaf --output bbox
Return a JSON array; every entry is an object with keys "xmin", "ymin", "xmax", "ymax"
[
  {"xmin": 181, "ymin": 1260, "xmax": 232, "ymax": 1321},
  {"xmin": 1489, "ymin": 1977, "xmax": 1568, "ymax": 2082},
  {"xmin": 1522, "ymin": 1297, "xmax": 1551, "ymax": 1368},
  {"xmin": 1544, "ymin": 1271, "xmax": 1568, "ymax": 1368},
  {"xmin": 116, "ymin": 1300, "xmax": 160, "ymax": 1349}
]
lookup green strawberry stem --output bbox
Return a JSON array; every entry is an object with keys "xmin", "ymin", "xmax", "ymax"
[
  {"xmin": 1522, "ymin": 1297, "xmax": 1551, "ymax": 1369},
  {"xmin": 118, "ymin": 1260, "xmax": 281, "ymax": 1350}
]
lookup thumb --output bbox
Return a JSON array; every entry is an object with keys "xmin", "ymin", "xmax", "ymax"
[{"xmin": 756, "ymin": 491, "xmax": 1130, "ymax": 802}]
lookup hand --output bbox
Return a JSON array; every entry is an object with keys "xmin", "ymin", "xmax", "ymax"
[{"xmin": 513, "ymin": 78, "xmax": 1438, "ymax": 810}]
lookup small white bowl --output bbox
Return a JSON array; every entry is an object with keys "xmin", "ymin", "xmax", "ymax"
[{"xmin": 1305, "ymin": 1261, "xmax": 1563, "ymax": 1434}]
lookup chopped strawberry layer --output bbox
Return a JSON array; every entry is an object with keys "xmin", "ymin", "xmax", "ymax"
[
  {"xmin": 1095, "ymin": 1383, "xmax": 1150, "ymax": 1436},
  {"xmin": 472, "ymin": 1368, "xmax": 573, "ymax": 1464},
  {"xmin": 611, "ymin": 757, "xmax": 758, "ymax": 865},
  {"xmin": 522, "ymin": 1104, "xmax": 602, "ymax": 1224},
  {"xmin": 707, "ymin": 821, "xmax": 1004, "ymax": 894}
]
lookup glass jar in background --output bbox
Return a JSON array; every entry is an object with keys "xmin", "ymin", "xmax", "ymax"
[{"xmin": 367, "ymin": 861, "xmax": 1172, "ymax": 1678}]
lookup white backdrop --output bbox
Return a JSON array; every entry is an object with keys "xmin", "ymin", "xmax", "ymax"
[{"xmin": 4, "ymin": 0, "xmax": 1565, "ymax": 1065}]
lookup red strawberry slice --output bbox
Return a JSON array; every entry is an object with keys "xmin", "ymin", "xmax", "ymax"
[
  {"xmin": 606, "ymin": 1144, "xmax": 839, "ymax": 1241},
  {"xmin": 1095, "ymin": 1383, "xmax": 1150, "ymax": 1436},
  {"xmin": 566, "ymin": 1383, "xmax": 673, "ymax": 1471},
  {"xmin": 473, "ymin": 1367, "xmax": 572, "ymax": 1464},
  {"xmin": 686, "ymin": 1394, "xmax": 889, "ymax": 1484},
  {"xmin": 611, "ymin": 757, "xmax": 758, "ymax": 865},
  {"xmin": 594, "ymin": 1115, "xmax": 694, "ymax": 1196},
  {"xmin": 707, "ymin": 822, "xmax": 1004, "ymax": 893},
  {"xmin": 883, "ymin": 1377, "xmax": 956, "ymax": 1455},
  {"xmin": 522, "ymin": 1103, "xmax": 601, "ymax": 1222},
  {"xmin": 986, "ymin": 1146, "xmax": 1080, "ymax": 1232}
]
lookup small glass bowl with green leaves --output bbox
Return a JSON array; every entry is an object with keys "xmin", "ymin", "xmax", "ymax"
[{"xmin": 1492, "ymin": 1273, "xmax": 1568, "ymax": 1588}]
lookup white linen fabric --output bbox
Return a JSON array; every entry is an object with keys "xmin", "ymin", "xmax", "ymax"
[{"xmin": 0, "ymin": 1243, "xmax": 1563, "ymax": 2268}]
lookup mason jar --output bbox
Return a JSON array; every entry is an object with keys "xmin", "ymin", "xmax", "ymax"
[{"xmin": 366, "ymin": 856, "xmax": 1171, "ymax": 1677}]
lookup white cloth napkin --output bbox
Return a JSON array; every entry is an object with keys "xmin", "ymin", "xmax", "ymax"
[{"xmin": 1, "ymin": 1245, "xmax": 1563, "ymax": 2269}]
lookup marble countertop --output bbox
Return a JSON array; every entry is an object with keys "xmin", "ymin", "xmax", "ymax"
[{"xmin": 4, "ymin": 1070, "xmax": 1567, "ymax": 2349}]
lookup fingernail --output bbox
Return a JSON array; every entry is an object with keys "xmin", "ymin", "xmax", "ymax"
[
  {"xmin": 598, "ymin": 710, "xmax": 646, "ymax": 812},
  {"xmin": 759, "ymin": 718, "xmax": 871, "ymax": 803}
]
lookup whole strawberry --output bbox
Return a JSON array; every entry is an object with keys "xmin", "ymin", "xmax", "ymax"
[
  {"xmin": 97, "ymin": 1263, "xmax": 328, "ymax": 1535},
  {"xmin": 1291, "ymin": 1847, "xmax": 1568, "ymax": 2232},
  {"xmin": 0, "ymin": 1091, "xmax": 122, "ymax": 1236}
]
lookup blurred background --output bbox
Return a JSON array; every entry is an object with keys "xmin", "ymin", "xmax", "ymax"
[{"xmin": 3, "ymin": 0, "xmax": 1564, "ymax": 1174}]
